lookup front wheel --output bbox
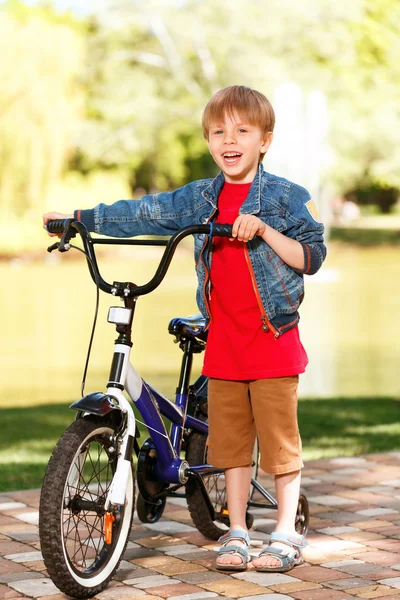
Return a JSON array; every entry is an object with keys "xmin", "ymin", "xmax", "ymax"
[{"xmin": 39, "ymin": 417, "xmax": 135, "ymax": 599}]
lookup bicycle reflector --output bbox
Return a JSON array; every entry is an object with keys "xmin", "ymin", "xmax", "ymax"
[{"xmin": 108, "ymin": 307, "xmax": 132, "ymax": 325}]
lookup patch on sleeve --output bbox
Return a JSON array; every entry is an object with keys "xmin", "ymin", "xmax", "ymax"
[{"xmin": 305, "ymin": 199, "xmax": 322, "ymax": 222}]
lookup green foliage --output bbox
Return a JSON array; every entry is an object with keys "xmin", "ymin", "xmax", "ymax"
[
  {"xmin": 1, "ymin": 0, "xmax": 400, "ymax": 212},
  {"xmin": 0, "ymin": 0, "xmax": 85, "ymax": 216},
  {"xmin": 1, "ymin": 396, "xmax": 399, "ymax": 491},
  {"xmin": 329, "ymin": 225, "xmax": 400, "ymax": 245},
  {"xmin": 75, "ymin": 0, "xmax": 400, "ymax": 195}
]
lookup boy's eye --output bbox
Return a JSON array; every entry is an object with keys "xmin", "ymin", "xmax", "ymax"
[{"xmin": 238, "ymin": 128, "xmax": 247, "ymax": 133}]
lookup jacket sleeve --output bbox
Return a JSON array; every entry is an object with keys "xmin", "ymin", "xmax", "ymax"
[
  {"xmin": 285, "ymin": 184, "xmax": 327, "ymax": 275},
  {"xmin": 74, "ymin": 182, "xmax": 198, "ymax": 237}
]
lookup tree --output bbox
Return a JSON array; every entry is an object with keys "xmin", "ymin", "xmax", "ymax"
[{"xmin": 0, "ymin": 1, "xmax": 85, "ymax": 216}]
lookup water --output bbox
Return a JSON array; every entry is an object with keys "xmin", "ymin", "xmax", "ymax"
[{"xmin": 1, "ymin": 242, "xmax": 399, "ymax": 407}]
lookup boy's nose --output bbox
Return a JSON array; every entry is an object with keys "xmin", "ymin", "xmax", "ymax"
[{"xmin": 223, "ymin": 135, "xmax": 237, "ymax": 144}]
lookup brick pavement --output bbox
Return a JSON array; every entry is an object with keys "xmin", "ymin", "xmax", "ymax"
[{"xmin": 1, "ymin": 453, "xmax": 400, "ymax": 599}]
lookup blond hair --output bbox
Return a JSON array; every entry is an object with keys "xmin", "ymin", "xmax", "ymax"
[{"xmin": 202, "ymin": 86, "xmax": 275, "ymax": 160}]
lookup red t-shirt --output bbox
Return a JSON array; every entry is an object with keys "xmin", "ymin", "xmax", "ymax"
[{"xmin": 202, "ymin": 181, "xmax": 308, "ymax": 380}]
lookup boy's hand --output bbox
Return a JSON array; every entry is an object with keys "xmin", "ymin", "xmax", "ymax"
[
  {"xmin": 231, "ymin": 214, "xmax": 266, "ymax": 242},
  {"xmin": 42, "ymin": 211, "xmax": 74, "ymax": 237}
]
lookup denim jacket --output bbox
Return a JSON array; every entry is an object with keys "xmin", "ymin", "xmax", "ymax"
[{"xmin": 76, "ymin": 164, "xmax": 326, "ymax": 337}]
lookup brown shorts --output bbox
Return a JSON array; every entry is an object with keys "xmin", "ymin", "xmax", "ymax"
[{"xmin": 207, "ymin": 376, "xmax": 303, "ymax": 475}]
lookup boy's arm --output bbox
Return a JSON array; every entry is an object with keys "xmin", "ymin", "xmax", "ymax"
[
  {"xmin": 283, "ymin": 186, "xmax": 326, "ymax": 275},
  {"xmin": 43, "ymin": 184, "xmax": 198, "ymax": 238},
  {"xmin": 231, "ymin": 186, "xmax": 326, "ymax": 274}
]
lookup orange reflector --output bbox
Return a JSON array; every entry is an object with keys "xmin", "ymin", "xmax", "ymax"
[
  {"xmin": 222, "ymin": 508, "xmax": 229, "ymax": 515},
  {"xmin": 105, "ymin": 511, "xmax": 115, "ymax": 545}
]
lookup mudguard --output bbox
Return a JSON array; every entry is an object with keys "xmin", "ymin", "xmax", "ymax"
[{"xmin": 70, "ymin": 392, "xmax": 121, "ymax": 416}]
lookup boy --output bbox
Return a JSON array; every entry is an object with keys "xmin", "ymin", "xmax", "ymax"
[{"xmin": 43, "ymin": 85, "xmax": 326, "ymax": 572}]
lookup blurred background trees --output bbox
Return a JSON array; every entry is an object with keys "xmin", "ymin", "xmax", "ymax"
[{"xmin": 0, "ymin": 0, "xmax": 399, "ymax": 216}]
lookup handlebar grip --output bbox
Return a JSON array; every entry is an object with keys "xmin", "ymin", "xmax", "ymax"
[
  {"xmin": 211, "ymin": 223, "xmax": 233, "ymax": 237},
  {"xmin": 46, "ymin": 219, "xmax": 69, "ymax": 234}
]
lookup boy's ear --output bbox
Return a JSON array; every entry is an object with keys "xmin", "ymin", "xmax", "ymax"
[{"xmin": 261, "ymin": 131, "xmax": 274, "ymax": 154}]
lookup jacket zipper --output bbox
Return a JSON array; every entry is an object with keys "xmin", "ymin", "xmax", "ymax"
[
  {"xmin": 243, "ymin": 245, "xmax": 280, "ymax": 339},
  {"xmin": 200, "ymin": 209, "xmax": 217, "ymax": 330}
]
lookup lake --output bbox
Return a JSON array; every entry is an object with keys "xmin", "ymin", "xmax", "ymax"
[{"xmin": 1, "ymin": 242, "xmax": 399, "ymax": 407}]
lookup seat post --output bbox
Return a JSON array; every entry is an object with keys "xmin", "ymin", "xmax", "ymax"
[{"xmin": 176, "ymin": 339, "xmax": 195, "ymax": 398}]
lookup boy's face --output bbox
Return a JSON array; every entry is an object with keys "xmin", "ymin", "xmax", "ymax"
[{"xmin": 207, "ymin": 111, "xmax": 273, "ymax": 184}]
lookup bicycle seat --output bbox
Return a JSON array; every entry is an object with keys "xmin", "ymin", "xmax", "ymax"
[{"xmin": 168, "ymin": 314, "xmax": 208, "ymax": 341}]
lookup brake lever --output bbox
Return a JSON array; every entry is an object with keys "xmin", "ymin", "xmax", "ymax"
[{"xmin": 47, "ymin": 242, "xmax": 60, "ymax": 253}]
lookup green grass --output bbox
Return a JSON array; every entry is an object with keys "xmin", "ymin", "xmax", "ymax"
[{"xmin": 1, "ymin": 396, "xmax": 399, "ymax": 492}]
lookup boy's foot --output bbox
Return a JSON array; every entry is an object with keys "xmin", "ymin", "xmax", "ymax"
[
  {"xmin": 216, "ymin": 528, "xmax": 250, "ymax": 570},
  {"xmin": 251, "ymin": 532, "xmax": 307, "ymax": 572}
]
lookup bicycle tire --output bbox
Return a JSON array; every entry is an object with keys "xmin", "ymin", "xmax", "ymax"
[{"xmin": 39, "ymin": 416, "xmax": 134, "ymax": 598}]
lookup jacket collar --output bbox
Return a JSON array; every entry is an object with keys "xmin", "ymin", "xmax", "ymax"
[{"xmin": 201, "ymin": 163, "xmax": 264, "ymax": 214}]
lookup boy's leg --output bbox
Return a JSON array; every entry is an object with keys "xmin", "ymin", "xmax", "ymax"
[
  {"xmin": 207, "ymin": 379, "xmax": 256, "ymax": 567},
  {"xmin": 249, "ymin": 377, "xmax": 304, "ymax": 568},
  {"xmin": 216, "ymin": 465, "xmax": 252, "ymax": 566},
  {"xmin": 252, "ymin": 469, "xmax": 301, "ymax": 567}
]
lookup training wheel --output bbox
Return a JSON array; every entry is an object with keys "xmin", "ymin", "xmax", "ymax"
[
  {"xmin": 295, "ymin": 493, "xmax": 309, "ymax": 535},
  {"xmin": 136, "ymin": 493, "xmax": 166, "ymax": 524}
]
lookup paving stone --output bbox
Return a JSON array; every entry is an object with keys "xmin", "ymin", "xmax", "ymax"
[
  {"xmin": 199, "ymin": 578, "xmax": 270, "ymax": 598},
  {"xmin": 337, "ymin": 563, "xmax": 396, "ymax": 576},
  {"xmin": 343, "ymin": 583, "xmax": 400, "ymax": 598},
  {"xmin": 123, "ymin": 546, "xmax": 162, "ymax": 560},
  {"xmin": 287, "ymin": 589, "xmax": 354, "ymax": 599},
  {"xmin": 337, "ymin": 532, "xmax": 384, "ymax": 543},
  {"xmin": 0, "ymin": 505, "xmax": 27, "ymax": 513},
  {"xmin": 123, "ymin": 575, "xmax": 181, "ymax": 588},
  {"xmin": 0, "ymin": 571, "xmax": 43, "ymax": 584},
  {"xmin": 156, "ymin": 544, "xmax": 204, "ymax": 555},
  {"xmin": 8, "ymin": 578, "xmax": 59, "ymax": 598},
  {"xmin": 316, "ymin": 511, "xmax": 368, "ymax": 524},
  {"xmin": 12, "ymin": 513, "xmax": 39, "ymax": 526},
  {"xmin": 380, "ymin": 480, "xmax": 400, "ymax": 488},
  {"xmin": 308, "ymin": 495, "xmax": 360, "ymax": 506},
  {"xmin": 176, "ymin": 571, "xmax": 232, "ymax": 585},
  {"xmin": 132, "ymin": 555, "xmax": 206, "ymax": 576},
  {"xmin": 324, "ymin": 577, "xmax": 372, "ymax": 589},
  {"xmin": 0, "ymin": 560, "xmax": 27, "ymax": 575},
  {"xmin": 269, "ymin": 581, "xmax": 322, "ymax": 594},
  {"xmin": 317, "ymin": 526, "xmax": 360, "ymax": 535},
  {"xmin": 322, "ymin": 560, "xmax": 366, "ymax": 568},
  {"xmin": 241, "ymin": 595, "xmax": 293, "ymax": 600},
  {"xmin": 135, "ymin": 535, "xmax": 185, "ymax": 548},
  {"xmin": 351, "ymin": 520, "xmax": 394, "ymax": 530},
  {"xmin": 177, "ymin": 551, "xmax": 216, "ymax": 562},
  {"xmin": 5, "ymin": 532, "xmax": 39, "ymax": 543},
  {"xmin": 95, "ymin": 586, "xmax": 145, "ymax": 598},
  {"xmin": 232, "ymin": 571, "xmax": 302, "ymax": 586},
  {"xmin": 143, "ymin": 521, "xmax": 196, "ymax": 534},
  {"xmin": 352, "ymin": 552, "xmax": 400, "ymax": 567},
  {"xmin": 356, "ymin": 509, "xmax": 399, "ymax": 517},
  {"xmin": 4, "ymin": 552, "xmax": 42, "ymax": 563},
  {"xmin": 364, "ymin": 571, "xmax": 400, "ymax": 582},
  {"xmin": 293, "ymin": 566, "xmax": 352, "ymax": 583},
  {"xmin": 378, "ymin": 579, "xmax": 400, "ymax": 589},
  {"xmin": 167, "ymin": 593, "xmax": 218, "ymax": 600},
  {"xmin": 143, "ymin": 583, "xmax": 205, "ymax": 598}
]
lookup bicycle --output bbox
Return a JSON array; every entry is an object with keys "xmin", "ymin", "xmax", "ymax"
[{"xmin": 39, "ymin": 218, "xmax": 309, "ymax": 599}]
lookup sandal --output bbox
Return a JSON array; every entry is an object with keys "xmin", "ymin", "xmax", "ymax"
[
  {"xmin": 216, "ymin": 529, "xmax": 251, "ymax": 571},
  {"xmin": 252, "ymin": 531, "xmax": 307, "ymax": 572}
]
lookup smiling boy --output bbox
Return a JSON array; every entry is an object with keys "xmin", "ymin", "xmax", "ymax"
[{"xmin": 43, "ymin": 85, "xmax": 326, "ymax": 572}]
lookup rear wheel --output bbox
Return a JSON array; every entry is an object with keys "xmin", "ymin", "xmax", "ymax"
[
  {"xmin": 39, "ymin": 417, "xmax": 134, "ymax": 599},
  {"xmin": 295, "ymin": 493, "xmax": 309, "ymax": 535}
]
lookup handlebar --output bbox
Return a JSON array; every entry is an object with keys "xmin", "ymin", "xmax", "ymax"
[{"xmin": 46, "ymin": 218, "xmax": 233, "ymax": 298}]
